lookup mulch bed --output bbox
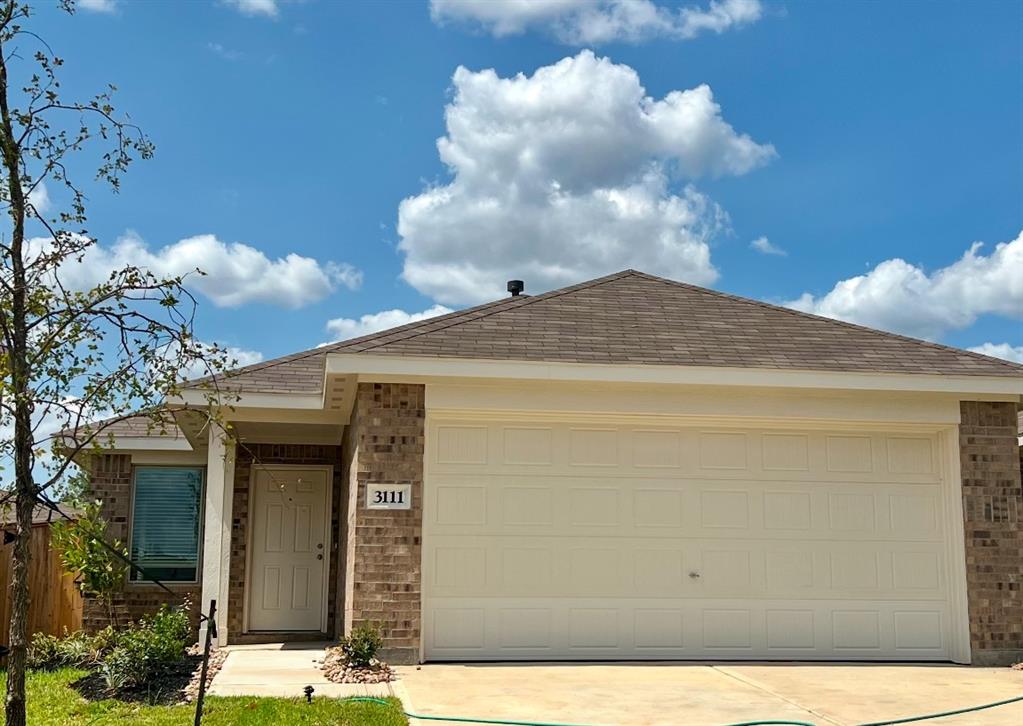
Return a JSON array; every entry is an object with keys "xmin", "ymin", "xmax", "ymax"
[{"xmin": 70, "ymin": 644, "xmax": 228, "ymax": 706}]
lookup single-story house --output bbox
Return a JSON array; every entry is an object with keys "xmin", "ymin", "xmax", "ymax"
[{"xmin": 80, "ymin": 270, "xmax": 1023, "ymax": 665}]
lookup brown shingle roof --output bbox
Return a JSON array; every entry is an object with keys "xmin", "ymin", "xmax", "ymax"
[
  {"xmin": 58, "ymin": 412, "xmax": 188, "ymax": 444},
  {"xmin": 0, "ymin": 503, "xmax": 82, "ymax": 527},
  {"xmin": 190, "ymin": 269, "xmax": 1023, "ymax": 395}
]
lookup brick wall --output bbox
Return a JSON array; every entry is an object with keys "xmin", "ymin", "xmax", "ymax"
[
  {"xmin": 344, "ymin": 382, "xmax": 425, "ymax": 664},
  {"xmin": 84, "ymin": 454, "xmax": 199, "ymax": 635},
  {"xmin": 227, "ymin": 443, "xmax": 343, "ymax": 643},
  {"xmin": 959, "ymin": 401, "xmax": 1023, "ymax": 665}
]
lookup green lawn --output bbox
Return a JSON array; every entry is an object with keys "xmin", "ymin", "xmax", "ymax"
[{"xmin": 0, "ymin": 669, "xmax": 408, "ymax": 725}]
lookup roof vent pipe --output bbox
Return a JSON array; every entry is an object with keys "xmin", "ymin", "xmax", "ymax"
[{"xmin": 507, "ymin": 280, "xmax": 524, "ymax": 297}]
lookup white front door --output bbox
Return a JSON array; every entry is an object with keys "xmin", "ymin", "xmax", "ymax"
[{"xmin": 248, "ymin": 467, "xmax": 329, "ymax": 631}]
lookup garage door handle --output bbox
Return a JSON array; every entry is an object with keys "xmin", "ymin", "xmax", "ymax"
[{"xmin": 688, "ymin": 571, "xmax": 701, "ymax": 579}]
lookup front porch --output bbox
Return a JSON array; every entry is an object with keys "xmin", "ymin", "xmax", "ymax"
[
  {"xmin": 192, "ymin": 383, "xmax": 425, "ymax": 662},
  {"xmin": 223, "ymin": 446, "xmax": 342, "ymax": 644}
]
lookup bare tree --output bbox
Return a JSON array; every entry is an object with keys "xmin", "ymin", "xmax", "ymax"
[{"xmin": 0, "ymin": 3, "xmax": 229, "ymax": 723}]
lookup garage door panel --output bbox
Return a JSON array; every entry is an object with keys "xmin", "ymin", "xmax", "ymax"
[
  {"xmin": 430, "ymin": 423, "xmax": 942, "ymax": 486},
  {"xmin": 426, "ymin": 536, "xmax": 947, "ymax": 602},
  {"xmin": 424, "ymin": 418, "xmax": 953, "ymax": 661},
  {"xmin": 425, "ymin": 597, "xmax": 951, "ymax": 660},
  {"xmin": 427, "ymin": 476, "xmax": 946, "ymax": 543}
]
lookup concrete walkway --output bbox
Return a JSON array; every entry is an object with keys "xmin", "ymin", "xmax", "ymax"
[
  {"xmin": 208, "ymin": 642, "xmax": 396, "ymax": 699},
  {"xmin": 396, "ymin": 663, "xmax": 1023, "ymax": 726}
]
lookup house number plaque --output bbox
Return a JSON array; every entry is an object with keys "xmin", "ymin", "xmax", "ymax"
[{"xmin": 366, "ymin": 483, "xmax": 412, "ymax": 510}]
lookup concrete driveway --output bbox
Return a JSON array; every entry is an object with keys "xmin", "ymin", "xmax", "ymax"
[{"xmin": 394, "ymin": 663, "xmax": 1022, "ymax": 726}]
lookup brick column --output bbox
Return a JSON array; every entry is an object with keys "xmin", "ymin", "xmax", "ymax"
[
  {"xmin": 959, "ymin": 401, "xmax": 1023, "ymax": 665},
  {"xmin": 343, "ymin": 382, "xmax": 425, "ymax": 664}
]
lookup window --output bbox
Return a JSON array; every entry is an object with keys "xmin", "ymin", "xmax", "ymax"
[{"xmin": 130, "ymin": 466, "xmax": 203, "ymax": 582}]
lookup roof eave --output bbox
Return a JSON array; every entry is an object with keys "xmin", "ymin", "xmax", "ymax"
[{"xmin": 325, "ymin": 352, "xmax": 1023, "ymax": 397}]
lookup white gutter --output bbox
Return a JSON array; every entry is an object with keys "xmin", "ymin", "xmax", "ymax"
[{"xmin": 325, "ymin": 353, "xmax": 1023, "ymax": 397}]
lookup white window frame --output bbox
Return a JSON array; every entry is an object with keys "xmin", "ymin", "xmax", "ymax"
[{"xmin": 127, "ymin": 464, "xmax": 206, "ymax": 586}]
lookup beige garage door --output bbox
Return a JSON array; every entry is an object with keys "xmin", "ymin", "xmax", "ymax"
[{"xmin": 423, "ymin": 416, "xmax": 957, "ymax": 661}]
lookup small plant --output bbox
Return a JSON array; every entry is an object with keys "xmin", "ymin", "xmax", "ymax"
[
  {"xmin": 100, "ymin": 604, "xmax": 191, "ymax": 691},
  {"xmin": 25, "ymin": 633, "xmax": 63, "ymax": 671},
  {"xmin": 99, "ymin": 650, "xmax": 134, "ymax": 693},
  {"xmin": 51, "ymin": 502, "xmax": 129, "ymax": 627},
  {"xmin": 26, "ymin": 627, "xmax": 124, "ymax": 671},
  {"xmin": 88, "ymin": 626, "xmax": 123, "ymax": 662},
  {"xmin": 339, "ymin": 624, "xmax": 383, "ymax": 667}
]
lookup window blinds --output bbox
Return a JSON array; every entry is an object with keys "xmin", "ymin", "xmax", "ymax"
[{"xmin": 130, "ymin": 467, "xmax": 203, "ymax": 582}]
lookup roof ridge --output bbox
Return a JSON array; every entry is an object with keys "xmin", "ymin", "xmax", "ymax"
[
  {"xmin": 185, "ymin": 270, "xmax": 644, "ymax": 387},
  {"xmin": 324, "ymin": 296, "xmax": 519, "ymax": 352},
  {"xmin": 341, "ymin": 269, "xmax": 641, "ymax": 354},
  {"xmin": 188, "ymin": 267, "xmax": 1022, "ymax": 390},
  {"xmin": 625, "ymin": 269, "xmax": 1023, "ymax": 374}
]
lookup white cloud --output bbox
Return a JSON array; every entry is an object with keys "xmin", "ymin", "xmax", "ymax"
[
  {"xmin": 967, "ymin": 342, "xmax": 1023, "ymax": 364},
  {"xmin": 223, "ymin": 0, "xmax": 278, "ymax": 18},
  {"xmin": 398, "ymin": 51, "xmax": 773, "ymax": 305},
  {"xmin": 28, "ymin": 181, "xmax": 50, "ymax": 214},
  {"xmin": 33, "ymin": 232, "xmax": 361, "ymax": 309},
  {"xmin": 750, "ymin": 235, "xmax": 785, "ymax": 256},
  {"xmin": 324, "ymin": 305, "xmax": 453, "ymax": 343},
  {"xmin": 178, "ymin": 342, "xmax": 264, "ymax": 380},
  {"xmin": 208, "ymin": 42, "xmax": 243, "ymax": 61},
  {"xmin": 787, "ymin": 231, "xmax": 1023, "ymax": 341},
  {"xmin": 78, "ymin": 0, "xmax": 118, "ymax": 13},
  {"xmin": 430, "ymin": 0, "xmax": 763, "ymax": 44}
]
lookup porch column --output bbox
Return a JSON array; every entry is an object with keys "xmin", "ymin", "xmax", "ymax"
[{"xmin": 200, "ymin": 423, "xmax": 235, "ymax": 646}]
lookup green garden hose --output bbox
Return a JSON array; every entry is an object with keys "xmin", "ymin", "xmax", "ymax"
[
  {"xmin": 342, "ymin": 693, "xmax": 1023, "ymax": 726},
  {"xmin": 343, "ymin": 697, "xmax": 813, "ymax": 725},
  {"xmin": 855, "ymin": 693, "xmax": 1023, "ymax": 726}
]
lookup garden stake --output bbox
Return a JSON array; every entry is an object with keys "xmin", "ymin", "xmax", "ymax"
[{"xmin": 193, "ymin": 599, "xmax": 217, "ymax": 726}]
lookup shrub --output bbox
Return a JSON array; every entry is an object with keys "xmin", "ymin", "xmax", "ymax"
[
  {"xmin": 51, "ymin": 501, "xmax": 129, "ymax": 627},
  {"xmin": 339, "ymin": 624, "xmax": 383, "ymax": 667},
  {"xmin": 27, "ymin": 627, "xmax": 123, "ymax": 671},
  {"xmin": 88, "ymin": 626, "xmax": 122, "ymax": 661},
  {"xmin": 26, "ymin": 633, "xmax": 63, "ymax": 670},
  {"xmin": 100, "ymin": 604, "xmax": 191, "ymax": 691}
]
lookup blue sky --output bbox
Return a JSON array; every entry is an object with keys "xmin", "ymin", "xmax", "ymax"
[{"xmin": 31, "ymin": 0, "xmax": 1023, "ymax": 366}]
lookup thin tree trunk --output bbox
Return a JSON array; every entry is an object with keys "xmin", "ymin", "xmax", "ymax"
[
  {"xmin": 5, "ymin": 492, "xmax": 33, "ymax": 725},
  {"xmin": 0, "ymin": 5, "xmax": 34, "ymax": 722}
]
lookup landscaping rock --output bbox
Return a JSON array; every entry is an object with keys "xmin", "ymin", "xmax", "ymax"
[
  {"xmin": 181, "ymin": 644, "xmax": 229, "ymax": 703},
  {"xmin": 320, "ymin": 645, "xmax": 395, "ymax": 684}
]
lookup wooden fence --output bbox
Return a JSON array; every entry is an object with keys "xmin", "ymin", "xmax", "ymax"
[{"xmin": 0, "ymin": 523, "xmax": 83, "ymax": 641}]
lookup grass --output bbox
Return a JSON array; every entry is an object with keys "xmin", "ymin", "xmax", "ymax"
[{"xmin": 0, "ymin": 669, "xmax": 408, "ymax": 725}]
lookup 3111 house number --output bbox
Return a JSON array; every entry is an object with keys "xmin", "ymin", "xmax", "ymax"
[{"xmin": 366, "ymin": 483, "xmax": 412, "ymax": 510}]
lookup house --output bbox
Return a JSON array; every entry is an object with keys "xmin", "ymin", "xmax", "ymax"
[{"xmin": 81, "ymin": 270, "xmax": 1023, "ymax": 666}]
